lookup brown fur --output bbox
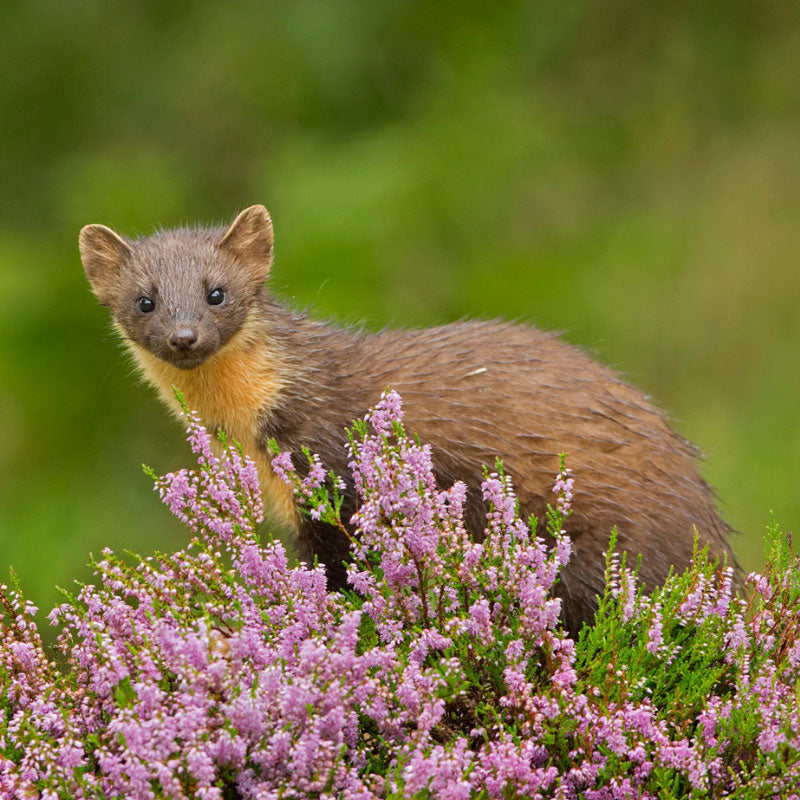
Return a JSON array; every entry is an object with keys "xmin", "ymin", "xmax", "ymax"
[{"xmin": 80, "ymin": 205, "xmax": 737, "ymax": 632}]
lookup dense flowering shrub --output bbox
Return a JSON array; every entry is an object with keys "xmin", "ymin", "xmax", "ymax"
[{"xmin": 1, "ymin": 390, "xmax": 800, "ymax": 799}]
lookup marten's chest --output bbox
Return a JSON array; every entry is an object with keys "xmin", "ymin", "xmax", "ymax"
[{"xmin": 126, "ymin": 332, "xmax": 299, "ymax": 532}]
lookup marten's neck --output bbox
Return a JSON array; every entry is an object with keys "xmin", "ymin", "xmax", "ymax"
[{"xmin": 126, "ymin": 294, "xmax": 357, "ymax": 530}]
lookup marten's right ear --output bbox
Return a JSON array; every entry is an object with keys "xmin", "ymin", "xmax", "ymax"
[
  {"xmin": 79, "ymin": 224, "xmax": 133, "ymax": 306},
  {"xmin": 217, "ymin": 205, "xmax": 274, "ymax": 282}
]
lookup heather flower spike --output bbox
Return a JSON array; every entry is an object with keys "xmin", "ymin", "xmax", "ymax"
[
  {"xmin": 144, "ymin": 386, "xmax": 265, "ymax": 543},
  {"xmin": 2, "ymin": 389, "xmax": 800, "ymax": 799}
]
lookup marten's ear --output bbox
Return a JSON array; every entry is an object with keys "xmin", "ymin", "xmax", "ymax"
[
  {"xmin": 79, "ymin": 224, "xmax": 133, "ymax": 305},
  {"xmin": 217, "ymin": 205, "xmax": 274, "ymax": 281}
]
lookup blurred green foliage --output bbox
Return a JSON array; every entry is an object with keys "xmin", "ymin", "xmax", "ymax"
[{"xmin": 2, "ymin": 0, "xmax": 799, "ymax": 618}]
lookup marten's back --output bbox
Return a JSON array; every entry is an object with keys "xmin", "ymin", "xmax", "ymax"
[{"xmin": 286, "ymin": 319, "xmax": 733, "ymax": 631}]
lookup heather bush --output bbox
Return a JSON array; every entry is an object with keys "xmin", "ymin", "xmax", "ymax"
[{"xmin": 1, "ymin": 391, "xmax": 799, "ymax": 799}]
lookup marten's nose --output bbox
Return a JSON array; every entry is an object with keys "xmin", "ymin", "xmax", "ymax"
[{"xmin": 168, "ymin": 327, "xmax": 198, "ymax": 352}]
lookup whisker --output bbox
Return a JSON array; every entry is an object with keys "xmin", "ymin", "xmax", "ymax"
[{"xmin": 98, "ymin": 355, "xmax": 121, "ymax": 389}]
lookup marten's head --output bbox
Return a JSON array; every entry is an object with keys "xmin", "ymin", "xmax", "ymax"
[{"xmin": 79, "ymin": 205, "xmax": 274, "ymax": 370}]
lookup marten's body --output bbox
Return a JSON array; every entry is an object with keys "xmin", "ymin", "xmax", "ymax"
[{"xmin": 80, "ymin": 205, "xmax": 735, "ymax": 631}]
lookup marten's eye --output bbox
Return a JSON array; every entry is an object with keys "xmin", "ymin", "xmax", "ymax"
[
  {"xmin": 137, "ymin": 297, "xmax": 155, "ymax": 314},
  {"xmin": 207, "ymin": 288, "xmax": 225, "ymax": 306}
]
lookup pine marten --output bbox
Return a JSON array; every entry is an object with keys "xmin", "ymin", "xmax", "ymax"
[{"xmin": 79, "ymin": 204, "xmax": 736, "ymax": 631}]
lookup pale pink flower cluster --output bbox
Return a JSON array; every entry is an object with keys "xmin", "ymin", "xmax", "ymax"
[{"xmin": 552, "ymin": 465, "xmax": 575, "ymax": 516}]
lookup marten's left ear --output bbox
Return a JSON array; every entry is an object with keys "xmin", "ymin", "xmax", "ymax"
[
  {"xmin": 79, "ymin": 224, "xmax": 133, "ymax": 306},
  {"xmin": 218, "ymin": 205, "xmax": 274, "ymax": 281}
]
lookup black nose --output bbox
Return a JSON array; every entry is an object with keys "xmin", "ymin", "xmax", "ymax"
[{"xmin": 168, "ymin": 327, "xmax": 199, "ymax": 352}]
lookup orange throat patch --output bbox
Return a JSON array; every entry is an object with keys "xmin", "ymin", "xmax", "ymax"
[{"xmin": 122, "ymin": 319, "xmax": 299, "ymax": 534}]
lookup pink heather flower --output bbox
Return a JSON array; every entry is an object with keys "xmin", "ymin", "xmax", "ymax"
[
  {"xmin": 788, "ymin": 640, "xmax": 800, "ymax": 670},
  {"xmin": 364, "ymin": 388, "xmax": 403, "ymax": 434},
  {"xmin": 749, "ymin": 572, "xmax": 772, "ymax": 600},
  {"xmin": 271, "ymin": 449, "xmax": 294, "ymax": 478},
  {"xmin": 646, "ymin": 603, "xmax": 664, "ymax": 655},
  {"xmin": 152, "ymin": 412, "xmax": 264, "ymax": 544},
  {"xmin": 552, "ymin": 467, "xmax": 575, "ymax": 515}
]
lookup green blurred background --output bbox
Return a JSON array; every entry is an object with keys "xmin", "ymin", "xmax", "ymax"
[{"xmin": 2, "ymin": 1, "xmax": 799, "ymax": 618}]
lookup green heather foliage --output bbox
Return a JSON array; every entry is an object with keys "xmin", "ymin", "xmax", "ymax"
[{"xmin": 1, "ymin": 392, "xmax": 799, "ymax": 799}]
